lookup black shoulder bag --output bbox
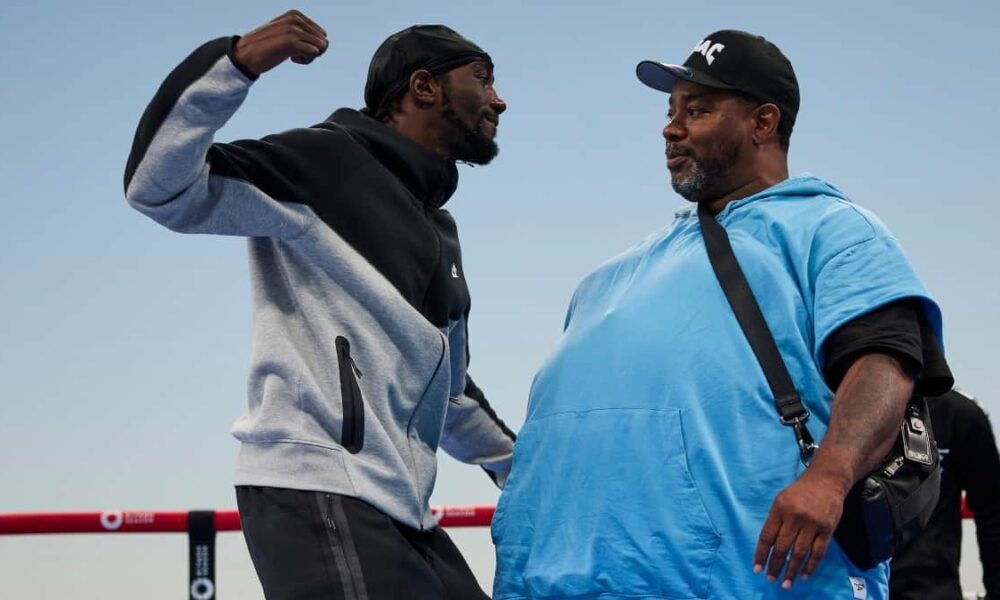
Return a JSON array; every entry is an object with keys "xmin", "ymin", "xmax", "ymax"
[{"xmin": 696, "ymin": 202, "xmax": 942, "ymax": 570}]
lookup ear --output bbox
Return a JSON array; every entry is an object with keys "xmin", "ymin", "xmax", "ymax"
[
  {"xmin": 751, "ymin": 103, "xmax": 781, "ymax": 146},
  {"xmin": 408, "ymin": 69, "xmax": 441, "ymax": 108}
]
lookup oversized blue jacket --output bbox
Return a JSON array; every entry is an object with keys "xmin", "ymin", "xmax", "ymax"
[{"xmin": 492, "ymin": 176, "xmax": 943, "ymax": 599}]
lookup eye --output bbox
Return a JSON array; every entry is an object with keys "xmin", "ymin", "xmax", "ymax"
[{"xmin": 686, "ymin": 107, "xmax": 705, "ymax": 117}]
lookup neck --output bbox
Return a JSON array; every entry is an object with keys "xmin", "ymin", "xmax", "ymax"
[
  {"xmin": 704, "ymin": 160, "xmax": 789, "ymax": 215},
  {"xmin": 387, "ymin": 114, "xmax": 450, "ymax": 159}
]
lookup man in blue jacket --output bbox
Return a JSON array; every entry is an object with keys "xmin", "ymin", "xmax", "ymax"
[{"xmin": 493, "ymin": 29, "xmax": 951, "ymax": 599}]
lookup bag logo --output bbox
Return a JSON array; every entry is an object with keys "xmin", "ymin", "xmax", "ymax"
[
  {"xmin": 848, "ymin": 576, "xmax": 867, "ymax": 599},
  {"xmin": 691, "ymin": 39, "xmax": 726, "ymax": 65}
]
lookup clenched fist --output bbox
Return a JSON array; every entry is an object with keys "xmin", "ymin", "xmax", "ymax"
[{"xmin": 233, "ymin": 10, "xmax": 328, "ymax": 77}]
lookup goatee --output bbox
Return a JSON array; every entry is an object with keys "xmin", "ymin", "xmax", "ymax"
[
  {"xmin": 669, "ymin": 139, "xmax": 740, "ymax": 203},
  {"xmin": 440, "ymin": 90, "xmax": 499, "ymax": 165}
]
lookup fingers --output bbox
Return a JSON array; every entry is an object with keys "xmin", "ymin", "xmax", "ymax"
[
  {"xmin": 236, "ymin": 10, "xmax": 329, "ymax": 75},
  {"xmin": 290, "ymin": 40, "xmax": 324, "ymax": 65},
  {"xmin": 764, "ymin": 522, "xmax": 798, "ymax": 582},
  {"xmin": 756, "ymin": 521, "xmax": 814, "ymax": 589},
  {"xmin": 287, "ymin": 9, "xmax": 327, "ymax": 38},
  {"xmin": 752, "ymin": 512, "xmax": 780, "ymax": 574},
  {"xmin": 779, "ymin": 531, "xmax": 814, "ymax": 588},
  {"xmin": 755, "ymin": 525, "xmax": 834, "ymax": 590},
  {"xmin": 754, "ymin": 495, "xmax": 834, "ymax": 589},
  {"xmin": 268, "ymin": 9, "xmax": 326, "ymax": 37},
  {"xmin": 802, "ymin": 534, "xmax": 831, "ymax": 579},
  {"xmin": 251, "ymin": 20, "xmax": 328, "ymax": 55}
]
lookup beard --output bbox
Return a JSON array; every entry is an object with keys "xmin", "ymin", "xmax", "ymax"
[
  {"xmin": 440, "ymin": 87, "xmax": 499, "ymax": 165},
  {"xmin": 669, "ymin": 137, "xmax": 741, "ymax": 203}
]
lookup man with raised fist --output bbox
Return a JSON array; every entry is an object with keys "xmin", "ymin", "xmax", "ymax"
[{"xmin": 124, "ymin": 10, "xmax": 514, "ymax": 599}]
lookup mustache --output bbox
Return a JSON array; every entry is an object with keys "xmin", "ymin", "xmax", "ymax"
[{"xmin": 665, "ymin": 143, "xmax": 693, "ymax": 159}]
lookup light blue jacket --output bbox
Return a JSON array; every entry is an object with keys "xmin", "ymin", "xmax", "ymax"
[{"xmin": 492, "ymin": 175, "xmax": 942, "ymax": 599}]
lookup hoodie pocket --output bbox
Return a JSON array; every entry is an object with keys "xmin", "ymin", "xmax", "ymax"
[
  {"xmin": 493, "ymin": 408, "xmax": 721, "ymax": 599},
  {"xmin": 335, "ymin": 336, "xmax": 365, "ymax": 454}
]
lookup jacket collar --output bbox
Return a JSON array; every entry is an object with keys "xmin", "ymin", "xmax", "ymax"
[{"xmin": 326, "ymin": 108, "xmax": 459, "ymax": 209}]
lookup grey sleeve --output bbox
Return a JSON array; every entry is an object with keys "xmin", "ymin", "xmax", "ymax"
[
  {"xmin": 439, "ymin": 375, "xmax": 516, "ymax": 488},
  {"xmin": 124, "ymin": 37, "xmax": 311, "ymax": 238}
]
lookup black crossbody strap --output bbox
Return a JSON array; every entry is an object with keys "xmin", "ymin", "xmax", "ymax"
[{"xmin": 696, "ymin": 202, "xmax": 818, "ymax": 465}]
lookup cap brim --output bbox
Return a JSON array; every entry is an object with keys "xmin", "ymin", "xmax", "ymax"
[{"xmin": 636, "ymin": 60, "xmax": 736, "ymax": 93}]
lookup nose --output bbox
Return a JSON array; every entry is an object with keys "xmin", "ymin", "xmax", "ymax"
[
  {"xmin": 663, "ymin": 116, "xmax": 683, "ymax": 142},
  {"xmin": 490, "ymin": 91, "xmax": 507, "ymax": 115}
]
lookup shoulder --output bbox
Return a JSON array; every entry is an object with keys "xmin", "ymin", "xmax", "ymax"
[
  {"xmin": 263, "ymin": 122, "xmax": 360, "ymax": 153},
  {"xmin": 730, "ymin": 177, "xmax": 892, "ymax": 264},
  {"xmin": 238, "ymin": 122, "xmax": 371, "ymax": 178},
  {"xmin": 794, "ymin": 195, "xmax": 889, "ymax": 256}
]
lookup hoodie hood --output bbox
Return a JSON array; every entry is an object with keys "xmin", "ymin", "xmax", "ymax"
[
  {"xmin": 674, "ymin": 174, "xmax": 849, "ymax": 220},
  {"xmin": 753, "ymin": 174, "xmax": 847, "ymax": 201},
  {"xmin": 326, "ymin": 108, "xmax": 459, "ymax": 209},
  {"xmin": 723, "ymin": 174, "xmax": 848, "ymax": 214}
]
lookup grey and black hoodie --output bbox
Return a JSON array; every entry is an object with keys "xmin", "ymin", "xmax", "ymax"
[{"xmin": 124, "ymin": 36, "xmax": 516, "ymax": 529}]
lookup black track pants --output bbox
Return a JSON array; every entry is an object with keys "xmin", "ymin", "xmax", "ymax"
[{"xmin": 236, "ymin": 486, "xmax": 490, "ymax": 600}]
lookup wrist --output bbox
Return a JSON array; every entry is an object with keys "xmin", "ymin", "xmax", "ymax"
[
  {"xmin": 803, "ymin": 454, "xmax": 856, "ymax": 497},
  {"xmin": 227, "ymin": 35, "xmax": 260, "ymax": 81}
]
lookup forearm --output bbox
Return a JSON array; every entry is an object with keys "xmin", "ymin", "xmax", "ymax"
[
  {"xmin": 808, "ymin": 352, "xmax": 914, "ymax": 493},
  {"xmin": 439, "ymin": 376, "xmax": 516, "ymax": 486},
  {"xmin": 125, "ymin": 37, "xmax": 251, "ymax": 206}
]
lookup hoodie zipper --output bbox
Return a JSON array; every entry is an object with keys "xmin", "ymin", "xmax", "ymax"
[{"xmin": 335, "ymin": 336, "xmax": 365, "ymax": 454}]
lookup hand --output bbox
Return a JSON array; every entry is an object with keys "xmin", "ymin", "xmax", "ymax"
[
  {"xmin": 752, "ymin": 469, "xmax": 847, "ymax": 588},
  {"xmin": 233, "ymin": 10, "xmax": 328, "ymax": 77}
]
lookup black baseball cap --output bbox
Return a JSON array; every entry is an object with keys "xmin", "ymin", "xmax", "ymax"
[
  {"xmin": 364, "ymin": 25, "xmax": 492, "ymax": 119},
  {"xmin": 636, "ymin": 30, "xmax": 799, "ymax": 128}
]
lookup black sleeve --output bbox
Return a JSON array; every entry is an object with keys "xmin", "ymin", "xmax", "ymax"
[
  {"xmin": 953, "ymin": 395, "xmax": 1000, "ymax": 596},
  {"xmin": 915, "ymin": 317, "xmax": 953, "ymax": 397},
  {"xmin": 822, "ymin": 298, "xmax": 953, "ymax": 395}
]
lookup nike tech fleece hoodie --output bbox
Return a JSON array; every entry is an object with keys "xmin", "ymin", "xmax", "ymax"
[{"xmin": 124, "ymin": 36, "xmax": 515, "ymax": 529}]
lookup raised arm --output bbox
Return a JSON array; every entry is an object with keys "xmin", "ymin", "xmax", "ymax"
[{"xmin": 124, "ymin": 11, "xmax": 328, "ymax": 237}]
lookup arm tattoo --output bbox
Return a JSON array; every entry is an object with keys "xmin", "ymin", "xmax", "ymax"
[{"xmin": 812, "ymin": 353, "xmax": 914, "ymax": 487}]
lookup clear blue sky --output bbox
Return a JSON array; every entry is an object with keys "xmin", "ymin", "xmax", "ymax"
[{"xmin": 1, "ymin": 0, "xmax": 997, "ymax": 597}]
